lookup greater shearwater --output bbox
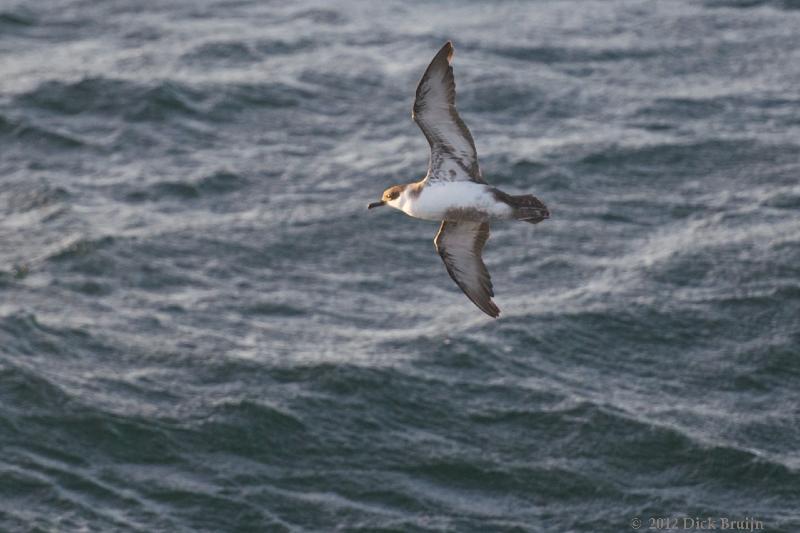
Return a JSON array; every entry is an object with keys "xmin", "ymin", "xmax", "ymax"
[{"xmin": 368, "ymin": 41, "xmax": 549, "ymax": 318}]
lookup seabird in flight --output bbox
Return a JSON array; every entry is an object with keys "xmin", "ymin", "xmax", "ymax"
[{"xmin": 368, "ymin": 41, "xmax": 549, "ymax": 317}]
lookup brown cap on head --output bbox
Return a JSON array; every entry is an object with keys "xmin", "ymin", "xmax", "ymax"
[
  {"xmin": 368, "ymin": 185, "xmax": 406, "ymax": 210},
  {"xmin": 382, "ymin": 185, "xmax": 405, "ymax": 201}
]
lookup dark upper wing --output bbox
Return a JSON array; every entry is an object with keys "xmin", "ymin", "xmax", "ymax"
[
  {"xmin": 413, "ymin": 41, "xmax": 484, "ymax": 184},
  {"xmin": 434, "ymin": 220, "xmax": 499, "ymax": 318}
]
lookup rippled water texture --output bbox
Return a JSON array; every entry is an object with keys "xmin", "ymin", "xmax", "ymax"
[{"xmin": 2, "ymin": 1, "xmax": 800, "ymax": 531}]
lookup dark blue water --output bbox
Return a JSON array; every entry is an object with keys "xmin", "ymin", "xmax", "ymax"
[{"xmin": 2, "ymin": 1, "xmax": 800, "ymax": 531}]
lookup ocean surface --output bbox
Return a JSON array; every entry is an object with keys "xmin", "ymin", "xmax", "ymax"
[{"xmin": 2, "ymin": 1, "xmax": 799, "ymax": 531}]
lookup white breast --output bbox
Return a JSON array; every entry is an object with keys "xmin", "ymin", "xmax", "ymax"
[{"xmin": 401, "ymin": 182, "xmax": 511, "ymax": 221}]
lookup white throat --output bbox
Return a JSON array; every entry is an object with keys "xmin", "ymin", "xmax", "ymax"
[{"xmin": 387, "ymin": 188, "xmax": 413, "ymax": 212}]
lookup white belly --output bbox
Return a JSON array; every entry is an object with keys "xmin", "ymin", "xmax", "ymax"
[{"xmin": 402, "ymin": 182, "xmax": 512, "ymax": 221}]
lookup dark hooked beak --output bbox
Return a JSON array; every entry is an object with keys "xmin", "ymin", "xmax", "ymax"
[{"xmin": 367, "ymin": 200, "xmax": 386, "ymax": 210}]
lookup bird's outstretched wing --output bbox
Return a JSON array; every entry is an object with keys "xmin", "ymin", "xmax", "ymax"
[
  {"xmin": 434, "ymin": 220, "xmax": 499, "ymax": 317},
  {"xmin": 413, "ymin": 41, "xmax": 484, "ymax": 184}
]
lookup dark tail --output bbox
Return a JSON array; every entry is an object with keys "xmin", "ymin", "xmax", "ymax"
[{"xmin": 492, "ymin": 189, "xmax": 550, "ymax": 224}]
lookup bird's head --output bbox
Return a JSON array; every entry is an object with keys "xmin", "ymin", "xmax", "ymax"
[{"xmin": 367, "ymin": 185, "xmax": 406, "ymax": 210}]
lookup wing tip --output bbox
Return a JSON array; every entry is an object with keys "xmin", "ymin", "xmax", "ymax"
[
  {"xmin": 433, "ymin": 41, "xmax": 454, "ymax": 64},
  {"xmin": 444, "ymin": 40, "xmax": 454, "ymax": 63},
  {"xmin": 485, "ymin": 300, "xmax": 500, "ymax": 318}
]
